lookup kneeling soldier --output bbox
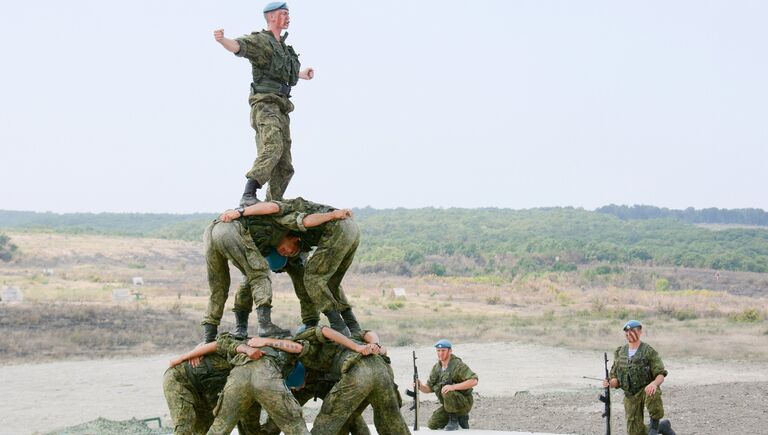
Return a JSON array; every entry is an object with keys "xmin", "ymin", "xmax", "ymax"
[
  {"xmin": 603, "ymin": 320, "xmax": 676, "ymax": 435},
  {"xmin": 417, "ymin": 339, "xmax": 478, "ymax": 431}
]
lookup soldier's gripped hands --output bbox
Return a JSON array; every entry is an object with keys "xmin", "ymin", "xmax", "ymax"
[
  {"xmin": 355, "ymin": 343, "xmax": 373, "ymax": 356},
  {"xmin": 242, "ymin": 346, "xmax": 264, "ymax": 361},
  {"xmin": 298, "ymin": 67, "xmax": 314, "ymax": 80}
]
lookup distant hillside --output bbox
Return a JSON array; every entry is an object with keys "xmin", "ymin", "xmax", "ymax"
[
  {"xmin": 2, "ymin": 207, "xmax": 768, "ymax": 275},
  {"xmin": 597, "ymin": 204, "xmax": 768, "ymax": 226}
]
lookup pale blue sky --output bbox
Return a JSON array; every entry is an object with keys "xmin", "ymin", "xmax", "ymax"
[{"xmin": 1, "ymin": 1, "xmax": 766, "ymax": 213}]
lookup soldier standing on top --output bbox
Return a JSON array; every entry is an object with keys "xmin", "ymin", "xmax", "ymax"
[
  {"xmin": 214, "ymin": 2, "xmax": 314, "ymax": 205},
  {"xmin": 602, "ymin": 320, "xmax": 677, "ymax": 435}
]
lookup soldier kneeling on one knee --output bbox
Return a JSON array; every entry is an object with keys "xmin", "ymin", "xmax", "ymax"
[
  {"xmin": 603, "ymin": 320, "xmax": 677, "ymax": 435},
  {"xmin": 416, "ymin": 339, "xmax": 478, "ymax": 431}
]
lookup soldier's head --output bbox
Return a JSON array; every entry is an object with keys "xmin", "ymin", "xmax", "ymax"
[
  {"xmin": 435, "ymin": 339, "xmax": 453, "ymax": 362},
  {"xmin": 276, "ymin": 234, "xmax": 301, "ymax": 257},
  {"xmin": 263, "ymin": 2, "xmax": 290, "ymax": 29},
  {"xmin": 623, "ymin": 319, "xmax": 643, "ymax": 344}
]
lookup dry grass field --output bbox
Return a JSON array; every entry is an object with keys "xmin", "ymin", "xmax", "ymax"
[{"xmin": 1, "ymin": 231, "xmax": 766, "ymax": 364}]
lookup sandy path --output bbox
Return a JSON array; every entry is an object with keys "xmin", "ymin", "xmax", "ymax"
[{"xmin": 1, "ymin": 342, "xmax": 766, "ymax": 435}]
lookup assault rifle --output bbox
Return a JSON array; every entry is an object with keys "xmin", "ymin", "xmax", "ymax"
[
  {"xmin": 598, "ymin": 352, "xmax": 611, "ymax": 435},
  {"xmin": 404, "ymin": 350, "xmax": 420, "ymax": 430}
]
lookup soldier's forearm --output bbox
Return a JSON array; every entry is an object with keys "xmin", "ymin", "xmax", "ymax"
[
  {"xmin": 219, "ymin": 37, "xmax": 240, "ymax": 53},
  {"xmin": 651, "ymin": 374, "xmax": 665, "ymax": 387},
  {"xmin": 451, "ymin": 378, "xmax": 478, "ymax": 391},
  {"xmin": 301, "ymin": 211, "xmax": 339, "ymax": 228},
  {"xmin": 262, "ymin": 338, "xmax": 303, "ymax": 354},
  {"xmin": 180, "ymin": 342, "xmax": 218, "ymax": 362},
  {"xmin": 321, "ymin": 326, "xmax": 362, "ymax": 352},
  {"xmin": 244, "ymin": 202, "xmax": 280, "ymax": 217}
]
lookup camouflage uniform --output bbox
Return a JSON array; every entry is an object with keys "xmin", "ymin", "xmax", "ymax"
[
  {"xmin": 235, "ymin": 30, "xmax": 301, "ymax": 201},
  {"xmin": 202, "ymin": 220, "xmax": 272, "ymax": 327},
  {"xmin": 239, "ymin": 205, "xmax": 321, "ymax": 325},
  {"xmin": 162, "ymin": 351, "xmax": 262, "ymax": 434},
  {"xmin": 207, "ymin": 334, "xmax": 309, "ymax": 435},
  {"xmin": 260, "ymin": 367, "xmax": 371, "ymax": 435},
  {"xmin": 425, "ymin": 355, "xmax": 478, "ymax": 430},
  {"xmin": 610, "ymin": 342, "xmax": 668, "ymax": 435},
  {"xmin": 272, "ymin": 198, "xmax": 359, "ymax": 314},
  {"xmin": 292, "ymin": 327, "xmax": 409, "ymax": 435}
]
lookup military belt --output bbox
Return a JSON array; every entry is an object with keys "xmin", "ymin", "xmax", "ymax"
[{"xmin": 251, "ymin": 81, "xmax": 291, "ymax": 97}]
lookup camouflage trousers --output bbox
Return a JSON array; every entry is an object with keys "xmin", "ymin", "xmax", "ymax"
[
  {"xmin": 163, "ymin": 366, "xmax": 263, "ymax": 435},
  {"xmin": 623, "ymin": 388, "xmax": 664, "ymax": 435},
  {"xmin": 246, "ymin": 93, "xmax": 295, "ymax": 201},
  {"xmin": 427, "ymin": 391, "xmax": 473, "ymax": 430},
  {"xmin": 208, "ymin": 356, "xmax": 309, "ymax": 435},
  {"xmin": 311, "ymin": 356, "xmax": 409, "ymax": 435},
  {"xmin": 202, "ymin": 220, "xmax": 272, "ymax": 326},
  {"xmin": 305, "ymin": 219, "xmax": 360, "ymax": 314},
  {"xmin": 261, "ymin": 383, "xmax": 371, "ymax": 435},
  {"xmin": 284, "ymin": 257, "xmax": 320, "ymax": 326}
]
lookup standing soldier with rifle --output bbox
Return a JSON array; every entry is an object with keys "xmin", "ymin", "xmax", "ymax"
[
  {"xmin": 602, "ymin": 320, "xmax": 677, "ymax": 435},
  {"xmin": 416, "ymin": 339, "xmax": 478, "ymax": 431}
]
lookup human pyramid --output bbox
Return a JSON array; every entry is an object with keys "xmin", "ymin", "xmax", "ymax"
[
  {"xmin": 163, "ymin": 3, "xmax": 677, "ymax": 435},
  {"xmin": 164, "ymin": 3, "xmax": 415, "ymax": 434}
]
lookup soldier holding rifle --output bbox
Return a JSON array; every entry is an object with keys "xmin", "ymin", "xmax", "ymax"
[
  {"xmin": 602, "ymin": 320, "xmax": 676, "ymax": 435},
  {"xmin": 416, "ymin": 339, "xmax": 478, "ymax": 431}
]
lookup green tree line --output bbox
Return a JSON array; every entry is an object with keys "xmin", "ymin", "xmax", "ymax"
[
  {"xmin": 597, "ymin": 204, "xmax": 768, "ymax": 226},
  {"xmin": 2, "ymin": 207, "xmax": 768, "ymax": 275}
]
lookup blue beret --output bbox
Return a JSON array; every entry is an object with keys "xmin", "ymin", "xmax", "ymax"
[
  {"xmin": 623, "ymin": 320, "xmax": 642, "ymax": 330},
  {"xmin": 434, "ymin": 339, "xmax": 452, "ymax": 349},
  {"xmin": 285, "ymin": 362, "xmax": 305, "ymax": 389},
  {"xmin": 263, "ymin": 2, "xmax": 288, "ymax": 13},
  {"xmin": 265, "ymin": 249, "xmax": 288, "ymax": 272}
]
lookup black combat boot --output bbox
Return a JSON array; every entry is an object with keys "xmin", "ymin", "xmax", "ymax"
[
  {"xmin": 324, "ymin": 310, "xmax": 351, "ymax": 337},
  {"xmin": 203, "ymin": 323, "xmax": 218, "ymax": 343},
  {"xmin": 444, "ymin": 413, "xmax": 459, "ymax": 431},
  {"xmin": 256, "ymin": 306, "xmax": 290, "ymax": 337},
  {"xmin": 458, "ymin": 414, "xmax": 470, "ymax": 429},
  {"xmin": 232, "ymin": 311, "xmax": 249, "ymax": 340},
  {"xmin": 239, "ymin": 179, "xmax": 261, "ymax": 207},
  {"xmin": 659, "ymin": 419, "xmax": 676, "ymax": 435},
  {"xmin": 339, "ymin": 308, "xmax": 362, "ymax": 336},
  {"xmin": 648, "ymin": 418, "xmax": 660, "ymax": 435}
]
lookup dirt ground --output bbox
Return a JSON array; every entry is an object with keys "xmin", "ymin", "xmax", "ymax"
[{"xmin": 2, "ymin": 343, "xmax": 767, "ymax": 435}]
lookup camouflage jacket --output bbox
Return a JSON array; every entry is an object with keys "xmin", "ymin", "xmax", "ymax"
[
  {"xmin": 181, "ymin": 353, "xmax": 233, "ymax": 405},
  {"xmin": 235, "ymin": 30, "xmax": 301, "ymax": 91},
  {"xmin": 610, "ymin": 341, "xmax": 668, "ymax": 395},
  {"xmin": 426, "ymin": 355, "xmax": 478, "ymax": 401},
  {"xmin": 270, "ymin": 197, "xmax": 336, "ymax": 248}
]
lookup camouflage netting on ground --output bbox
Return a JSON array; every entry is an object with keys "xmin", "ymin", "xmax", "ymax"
[{"xmin": 43, "ymin": 417, "xmax": 171, "ymax": 435}]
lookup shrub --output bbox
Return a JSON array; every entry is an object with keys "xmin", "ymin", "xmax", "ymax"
[{"xmin": 729, "ymin": 308, "xmax": 763, "ymax": 323}]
